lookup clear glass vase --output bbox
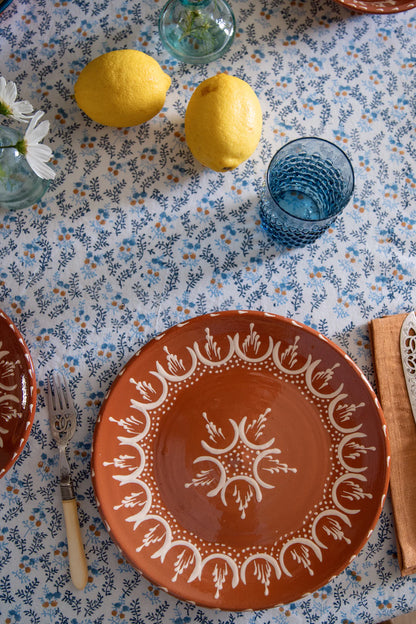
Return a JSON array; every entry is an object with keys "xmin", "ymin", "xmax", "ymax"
[
  {"xmin": 0, "ymin": 126, "xmax": 49, "ymax": 211},
  {"xmin": 158, "ymin": 0, "xmax": 236, "ymax": 64}
]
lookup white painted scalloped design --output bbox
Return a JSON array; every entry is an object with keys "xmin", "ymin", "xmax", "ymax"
[
  {"xmin": 93, "ymin": 312, "xmax": 390, "ymax": 610},
  {"xmin": 334, "ymin": 0, "xmax": 416, "ymax": 13},
  {"xmin": 0, "ymin": 309, "xmax": 37, "ymax": 478}
]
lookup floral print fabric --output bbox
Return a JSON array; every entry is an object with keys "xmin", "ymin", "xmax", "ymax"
[{"xmin": 0, "ymin": 0, "xmax": 416, "ymax": 622}]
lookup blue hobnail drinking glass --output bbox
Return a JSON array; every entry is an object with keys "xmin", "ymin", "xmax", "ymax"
[{"xmin": 259, "ymin": 137, "xmax": 354, "ymax": 248}]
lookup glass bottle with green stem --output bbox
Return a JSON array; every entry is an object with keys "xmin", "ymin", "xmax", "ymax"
[
  {"xmin": 0, "ymin": 126, "xmax": 49, "ymax": 211},
  {"xmin": 158, "ymin": 0, "xmax": 236, "ymax": 64}
]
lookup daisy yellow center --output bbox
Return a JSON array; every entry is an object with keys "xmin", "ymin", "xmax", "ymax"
[{"xmin": 0, "ymin": 100, "xmax": 12, "ymax": 117}]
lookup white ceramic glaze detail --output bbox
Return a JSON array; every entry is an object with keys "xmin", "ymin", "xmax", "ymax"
[
  {"xmin": 97, "ymin": 318, "xmax": 384, "ymax": 602},
  {"xmin": 0, "ymin": 310, "xmax": 36, "ymax": 477}
]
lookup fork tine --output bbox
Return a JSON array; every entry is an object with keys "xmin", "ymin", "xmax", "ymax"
[
  {"xmin": 47, "ymin": 373, "xmax": 73, "ymax": 412},
  {"xmin": 46, "ymin": 374, "xmax": 56, "ymax": 413},
  {"xmin": 47, "ymin": 373, "xmax": 76, "ymax": 445},
  {"xmin": 54, "ymin": 373, "xmax": 66, "ymax": 411},
  {"xmin": 61, "ymin": 374, "xmax": 73, "ymax": 410}
]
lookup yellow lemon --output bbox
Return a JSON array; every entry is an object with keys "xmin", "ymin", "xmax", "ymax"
[
  {"xmin": 74, "ymin": 49, "xmax": 171, "ymax": 127},
  {"xmin": 184, "ymin": 73, "xmax": 262, "ymax": 172}
]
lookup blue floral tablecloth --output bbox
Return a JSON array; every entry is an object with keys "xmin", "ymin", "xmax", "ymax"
[{"xmin": 1, "ymin": 0, "xmax": 416, "ymax": 622}]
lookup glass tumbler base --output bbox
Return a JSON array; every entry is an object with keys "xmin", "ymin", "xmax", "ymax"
[{"xmin": 260, "ymin": 201, "xmax": 334, "ymax": 248}]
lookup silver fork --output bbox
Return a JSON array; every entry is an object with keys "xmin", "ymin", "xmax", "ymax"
[{"xmin": 47, "ymin": 372, "xmax": 88, "ymax": 590}]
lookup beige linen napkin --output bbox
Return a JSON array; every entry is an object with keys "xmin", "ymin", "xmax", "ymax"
[{"xmin": 369, "ymin": 313, "xmax": 416, "ymax": 576}]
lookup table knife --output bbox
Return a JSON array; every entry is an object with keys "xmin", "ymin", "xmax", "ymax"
[{"xmin": 400, "ymin": 310, "xmax": 416, "ymax": 420}]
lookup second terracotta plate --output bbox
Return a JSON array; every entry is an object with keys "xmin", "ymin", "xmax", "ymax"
[
  {"xmin": 333, "ymin": 0, "xmax": 415, "ymax": 13},
  {"xmin": 92, "ymin": 311, "xmax": 390, "ymax": 610},
  {"xmin": 0, "ymin": 309, "xmax": 36, "ymax": 478}
]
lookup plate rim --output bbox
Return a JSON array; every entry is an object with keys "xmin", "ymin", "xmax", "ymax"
[
  {"xmin": 92, "ymin": 309, "xmax": 391, "ymax": 610},
  {"xmin": 0, "ymin": 309, "xmax": 37, "ymax": 478},
  {"xmin": 332, "ymin": 0, "xmax": 416, "ymax": 13}
]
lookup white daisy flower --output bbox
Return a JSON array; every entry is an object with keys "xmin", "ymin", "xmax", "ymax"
[
  {"xmin": 0, "ymin": 76, "xmax": 34, "ymax": 122},
  {"xmin": 17, "ymin": 110, "xmax": 55, "ymax": 180}
]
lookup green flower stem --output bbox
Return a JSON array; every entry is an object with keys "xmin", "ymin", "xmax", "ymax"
[
  {"xmin": 178, "ymin": 6, "xmax": 215, "ymax": 42},
  {"xmin": 15, "ymin": 139, "xmax": 26, "ymax": 154},
  {"xmin": 0, "ymin": 142, "xmax": 25, "ymax": 154}
]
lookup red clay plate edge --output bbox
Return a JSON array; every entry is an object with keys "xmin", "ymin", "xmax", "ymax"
[
  {"xmin": 333, "ymin": 0, "xmax": 416, "ymax": 13},
  {"xmin": 90, "ymin": 309, "xmax": 391, "ymax": 610},
  {"xmin": 0, "ymin": 309, "xmax": 37, "ymax": 478}
]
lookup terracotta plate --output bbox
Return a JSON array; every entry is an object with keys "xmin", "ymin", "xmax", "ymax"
[
  {"xmin": 0, "ymin": 309, "xmax": 37, "ymax": 478},
  {"xmin": 333, "ymin": 0, "xmax": 415, "ymax": 13},
  {"xmin": 92, "ymin": 311, "xmax": 390, "ymax": 610}
]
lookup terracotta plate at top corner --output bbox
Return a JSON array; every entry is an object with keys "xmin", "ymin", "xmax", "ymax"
[
  {"xmin": 333, "ymin": 0, "xmax": 416, "ymax": 14},
  {"xmin": 0, "ymin": 309, "xmax": 37, "ymax": 478},
  {"xmin": 91, "ymin": 310, "xmax": 390, "ymax": 611}
]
